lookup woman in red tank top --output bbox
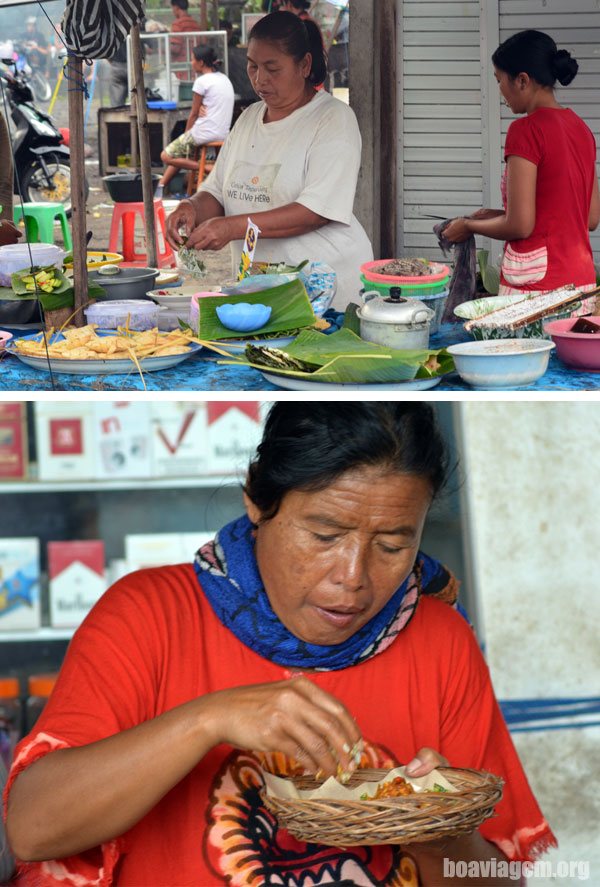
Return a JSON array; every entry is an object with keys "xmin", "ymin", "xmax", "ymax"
[{"xmin": 445, "ymin": 29, "xmax": 600, "ymax": 299}]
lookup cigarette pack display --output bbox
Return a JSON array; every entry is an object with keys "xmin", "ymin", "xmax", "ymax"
[
  {"xmin": 48, "ymin": 541, "xmax": 106, "ymax": 629},
  {"xmin": 0, "ymin": 537, "xmax": 41, "ymax": 630},
  {"xmin": 93, "ymin": 403, "xmax": 152, "ymax": 480},
  {"xmin": 125, "ymin": 533, "xmax": 190, "ymax": 571},
  {"xmin": 205, "ymin": 402, "xmax": 265, "ymax": 475},
  {"xmin": 150, "ymin": 403, "xmax": 209, "ymax": 477},
  {"xmin": 0, "ymin": 403, "xmax": 28, "ymax": 480},
  {"xmin": 35, "ymin": 403, "xmax": 95, "ymax": 481}
]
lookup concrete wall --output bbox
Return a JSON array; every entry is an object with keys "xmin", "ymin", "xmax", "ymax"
[{"xmin": 458, "ymin": 402, "xmax": 600, "ymax": 884}]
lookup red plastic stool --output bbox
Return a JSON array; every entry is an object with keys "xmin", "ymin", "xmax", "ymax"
[{"xmin": 108, "ymin": 198, "xmax": 175, "ymax": 268}]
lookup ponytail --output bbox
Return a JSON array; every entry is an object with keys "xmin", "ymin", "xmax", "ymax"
[{"xmin": 492, "ymin": 29, "xmax": 579, "ymax": 88}]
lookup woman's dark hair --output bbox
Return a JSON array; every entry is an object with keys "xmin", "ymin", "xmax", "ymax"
[
  {"xmin": 171, "ymin": 0, "xmax": 189, "ymax": 10},
  {"xmin": 245, "ymin": 403, "xmax": 450, "ymax": 519},
  {"xmin": 192, "ymin": 45, "xmax": 221, "ymax": 69},
  {"xmin": 286, "ymin": 0, "xmax": 311, "ymax": 10},
  {"xmin": 248, "ymin": 11, "xmax": 327, "ymax": 87},
  {"xmin": 492, "ymin": 29, "xmax": 578, "ymax": 87}
]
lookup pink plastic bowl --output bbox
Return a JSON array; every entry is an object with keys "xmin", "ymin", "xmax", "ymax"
[
  {"xmin": 543, "ymin": 316, "xmax": 600, "ymax": 372},
  {"xmin": 0, "ymin": 330, "xmax": 13, "ymax": 351},
  {"xmin": 360, "ymin": 259, "xmax": 450, "ymax": 285}
]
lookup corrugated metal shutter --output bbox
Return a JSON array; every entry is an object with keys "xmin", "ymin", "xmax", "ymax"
[
  {"xmin": 399, "ymin": 0, "xmax": 483, "ymax": 260},
  {"xmin": 499, "ymin": 0, "xmax": 600, "ymax": 264}
]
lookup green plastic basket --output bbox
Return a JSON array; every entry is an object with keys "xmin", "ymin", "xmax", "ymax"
[{"xmin": 360, "ymin": 274, "xmax": 449, "ymax": 298}]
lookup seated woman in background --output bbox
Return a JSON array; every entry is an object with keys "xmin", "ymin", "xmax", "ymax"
[
  {"xmin": 159, "ymin": 46, "xmax": 234, "ymax": 195},
  {"xmin": 6, "ymin": 403, "xmax": 555, "ymax": 886},
  {"xmin": 165, "ymin": 12, "xmax": 373, "ymax": 308},
  {"xmin": 444, "ymin": 30, "xmax": 599, "ymax": 302}
]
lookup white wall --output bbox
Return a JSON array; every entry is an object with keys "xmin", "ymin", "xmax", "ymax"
[{"xmin": 458, "ymin": 402, "xmax": 600, "ymax": 884}]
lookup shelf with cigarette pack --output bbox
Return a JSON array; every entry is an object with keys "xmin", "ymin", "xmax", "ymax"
[{"xmin": 0, "ymin": 475, "xmax": 239, "ymax": 495}]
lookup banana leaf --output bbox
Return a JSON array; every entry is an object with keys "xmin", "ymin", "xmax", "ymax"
[
  {"xmin": 220, "ymin": 328, "xmax": 454, "ymax": 384},
  {"xmin": 196, "ymin": 278, "xmax": 316, "ymax": 340},
  {"xmin": 342, "ymin": 302, "xmax": 361, "ymax": 335},
  {"xmin": 2, "ymin": 275, "xmax": 106, "ymax": 311},
  {"xmin": 11, "ymin": 265, "xmax": 71, "ymax": 298}
]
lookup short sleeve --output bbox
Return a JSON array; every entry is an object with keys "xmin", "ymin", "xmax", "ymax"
[
  {"xmin": 437, "ymin": 612, "xmax": 557, "ymax": 862},
  {"xmin": 504, "ymin": 117, "xmax": 544, "ymax": 166},
  {"xmin": 295, "ymin": 102, "xmax": 362, "ymax": 224},
  {"xmin": 192, "ymin": 75, "xmax": 206, "ymax": 97}
]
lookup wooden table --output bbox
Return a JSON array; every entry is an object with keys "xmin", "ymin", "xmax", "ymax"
[{"xmin": 97, "ymin": 106, "xmax": 192, "ymax": 176}]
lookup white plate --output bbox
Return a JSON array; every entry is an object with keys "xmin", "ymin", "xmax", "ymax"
[
  {"xmin": 260, "ymin": 372, "xmax": 442, "ymax": 391},
  {"xmin": 211, "ymin": 335, "xmax": 296, "ymax": 356},
  {"xmin": 6, "ymin": 333, "xmax": 202, "ymax": 375}
]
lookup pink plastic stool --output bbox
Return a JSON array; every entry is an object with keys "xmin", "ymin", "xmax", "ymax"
[{"xmin": 108, "ymin": 198, "xmax": 175, "ymax": 268}]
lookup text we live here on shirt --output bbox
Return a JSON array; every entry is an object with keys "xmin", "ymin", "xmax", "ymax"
[{"xmin": 226, "ymin": 161, "xmax": 282, "ymax": 206}]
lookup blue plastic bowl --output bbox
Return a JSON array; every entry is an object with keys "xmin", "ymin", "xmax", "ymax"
[
  {"xmin": 147, "ymin": 100, "xmax": 177, "ymax": 110},
  {"xmin": 216, "ymin": 302, "xmax": 272, "ymax": 332}
]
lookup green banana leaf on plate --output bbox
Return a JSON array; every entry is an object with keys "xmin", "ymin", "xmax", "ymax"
[{"xmin": 219, "ymin": 327, "xmax": 454, "ymax": 384}]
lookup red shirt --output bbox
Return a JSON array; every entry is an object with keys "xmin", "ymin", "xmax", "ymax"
[
  {"xmin": 7, "ymin": 565, "xmax": 555, "ymax": 886},
  {"xmin": 501, "ymin": 107, "xmax": 596, "ymax": 292},
  {"xmin": 170, "ymin": 14, "xmax": 202, "ymax": 61}
]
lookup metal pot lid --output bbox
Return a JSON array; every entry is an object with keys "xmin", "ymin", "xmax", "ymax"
[
  {"xmin": 90, "ymin": 267, "xmax": 158, "ymax": 284},
  {"xmin": 358, "ymin": 288, "xmax": 434, "ymax": 324}
]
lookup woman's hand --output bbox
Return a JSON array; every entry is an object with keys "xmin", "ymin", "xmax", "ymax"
[
  {"xmin": 469, "ymin": 208, "xmax": 503, "ymax": 221},
  {"xmin": 165, "ymin": 200, "xmax": 197, "ymax": 249},
  {"xmin": 204, "ymin": 677, "xmax": 363, "ymax": 779},
  {"xmin": 0, "ymin": 221, "xmax": 22, "ymax": 246},
  {"xmin": 405, "ymin": 747, "xmax": 449, "ymax": 777},
  {"xmin": 443, "ymin": 218, "xmax": 472, "ymax": 243},
  {"xmin": 184, "ymin": 216, "xmax": 236, "ymax": 251}
]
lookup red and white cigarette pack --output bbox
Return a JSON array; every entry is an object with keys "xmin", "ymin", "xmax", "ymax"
[
  {"xmin": 35, "ymin": 403, "xmax": 95, "ymax": 481},
  {"xmin": 48, "ymin": 541, "xmax": 106, "ymax": 629},
  {"xmin": 204, "ymin": 402, "xmax": 265, "ymax": 475},
  {"xmin": 93, "ymin": 403, "xmax": 152, "ymax": 480},
  {"xmin": 150, "ymin": 402, "xmax": 209, "ymax": 477},
  {"xmin": 0, "ymin": 403, "xmax": 28, "ymax": 480}
]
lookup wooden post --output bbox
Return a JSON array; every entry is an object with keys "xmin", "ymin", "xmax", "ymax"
[
  {"xmin": 66, "ymin": 55, "xmax": 88, "ymax": 328},
  {"xmin": 130, "ymin": 24, "xmax": 158, "ymax": 270},
  {"xmin": 200, "ymin": 1, "xmax": 208, "ymax": 31},
  {"xmin": 211, "ymin": 0, "xmax": 220, "ymax": 31},
  {"xmin": 377, "ymin": 0, "xmax": 397, "ymax": 259},
  {"xmin": 129, "ymin": 89, "xmax": 139, "ymax": 170}
]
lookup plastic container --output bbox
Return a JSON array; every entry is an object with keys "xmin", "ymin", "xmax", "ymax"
[
  {"xmin": 84, "ymin": 300, "xmax": 160, "ymax": 331},
  {"xmin": 157, "ymin": 307, "xmax": 182, "ymax": 331},
  {"xmin": 189, "ymin": 291, "xmax": 221, "ymax": 330},
  {"xmin": 26, "ymin": 673, "xmax": 58, "ymax": 733},
  {"xmin": 543, "ymin": 315, "xmax": 600, "ymax": 371},
  {"xmin": 89, "ymin": 267, "xmax": 159, "ymax": 300},
  {"xmin": 360, "ymin": 273, "xmax": 449, "ymax": 298},
  {"xmin": 408, "ymin": 289, "xmax": 448, "ymax": 334},
  {"xmin": 446, "ymin": 339, "xmax": 555, "ymax": 389},
  {"xmin": 0, "ymin": 242, "xmax": 65, "ymax": 287},
  {"xmin": 0, "ymin": 677, "xmax": 21, "ymax": 768},
  {"xmin": 361, "ymin": 259, "xmax": 450, "ymax": 285}
]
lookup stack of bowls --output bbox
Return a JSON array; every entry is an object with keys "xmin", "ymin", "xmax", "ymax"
[{"xmin": 360, "ymin": 260, "xmax": 450, "ymax": 333}]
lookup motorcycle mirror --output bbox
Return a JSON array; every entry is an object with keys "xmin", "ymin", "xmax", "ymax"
[{"xmin": 1, "ymin": 58, "xmax": 14, "ymax": 65}]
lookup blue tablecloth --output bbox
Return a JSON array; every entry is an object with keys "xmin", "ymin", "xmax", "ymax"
[{"xmin": 1, "ymin": 318, "xmax": 599, "ymax": 392}]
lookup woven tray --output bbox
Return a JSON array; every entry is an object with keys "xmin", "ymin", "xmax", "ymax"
[{"xmin": 261, "ymin": 767, "xmax": 503, "ymax": 847}]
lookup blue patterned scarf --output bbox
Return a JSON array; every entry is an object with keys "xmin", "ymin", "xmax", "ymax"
[{"xmin": 194, "ymin": 515, "xmax": 463, "ymax": 671}]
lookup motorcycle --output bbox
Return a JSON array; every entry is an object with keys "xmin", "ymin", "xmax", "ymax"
[{"xmin": 0, "ymin": 53, "xmax": 87, "ymax": 216}]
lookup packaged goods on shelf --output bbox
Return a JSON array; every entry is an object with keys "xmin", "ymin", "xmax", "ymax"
[
  {"xmin": 205, "ymin": 402, "xmax": 266, "ymax": 476},
  {"xmin": 125, "ymin": 532, "xmax": 216, "ymax": 572},
  {"xmin": 150, "ymin": 403, "xmax": 209, "ymax": 477},
  {"xmin": 0, "ymin": 403, "xmax": 28, "ymax": 481},
  {"xmin": 93, "ymin": 403, "xmax": 153, "ymax": 480},
  {"xmin": 35, "ymin": 403, "xmax": 95, "ymax": 481},
  {"xmin": 48, "ymin": 541, "xmax": 107, "ymax": 629},
  {"xmin": 0, "ymin": 538, "xmax": 41, "ymax": 630}
]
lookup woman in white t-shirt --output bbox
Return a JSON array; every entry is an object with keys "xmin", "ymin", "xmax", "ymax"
[
  {"xmin": 159, "ymin": 46, "xmax": 234, "ymax": 193},
  {"xmin": 165, "ymin": 12, "xmax": 373, "ymax": 306}
]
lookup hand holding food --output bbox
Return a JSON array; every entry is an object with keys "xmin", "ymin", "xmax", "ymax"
[
  {"xmin": 165, "ymin": 200, "xmax": 197, "ymax": 249},
  {"xmin": 442, "ymin": 218, "xmax": 472, "ymax": 243},
  {"xmin": 404, "ymin": 747, "xmax": 450, "ymax": 778},
  {"xmin": 0, "ymin": 220, "xmax": 22, "ymax": 246},
  {"xmin": 203, "ymin": 677, "xmax": 362, "ymax": 780},
  {"xmin": 184, "ymin": 216, "xmax": 235, "ymax": 252}
]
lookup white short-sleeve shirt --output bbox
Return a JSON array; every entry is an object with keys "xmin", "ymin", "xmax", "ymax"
[
  {"xmin": 191, "ymin": 71, "xmax": 235, "ymax": 145},
  {"xmin": 200, "ymin": 90, "xmax": 373, "ymax": 307}
]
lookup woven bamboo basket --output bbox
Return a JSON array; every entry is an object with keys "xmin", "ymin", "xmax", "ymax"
[{"xmin": 261, "ymin": 767, "xmax": 503, "ymax": 847}]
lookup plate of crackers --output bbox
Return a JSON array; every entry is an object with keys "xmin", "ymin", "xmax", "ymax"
[{"xmin": 5, "ymin": 325, "xmax": 203, "ymax": 374}]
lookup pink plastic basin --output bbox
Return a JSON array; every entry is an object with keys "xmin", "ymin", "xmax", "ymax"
[
  {"xmin": 0, "ymin": 330, "xmax": 13, "ymax": 351},
  {"xmin": 543, "ymin": 316, "xmax": 600, "ymax": 372},
  {"xmin": 361, "ymin": 259, "xmax": 450, "ymax": 285}
]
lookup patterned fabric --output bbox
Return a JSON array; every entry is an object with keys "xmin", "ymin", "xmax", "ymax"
[
  {"xmin": 62, "ymin": 0, "xmax": 145, "ymax": 60},
  {"xmin": 194, "ymin": 514, "xmax": 462, "ymax": 670}
]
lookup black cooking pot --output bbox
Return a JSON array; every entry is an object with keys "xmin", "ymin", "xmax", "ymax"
[{"xmin": 103, "ymin": 173, "xmax": 161, "ymax": 203}]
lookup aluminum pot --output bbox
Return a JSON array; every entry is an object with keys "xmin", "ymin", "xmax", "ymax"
[
  {"xmin": 89, "ymin": 267, "xmax": 159, "ymax": 301},
  {"xmin": 357, "ymin": 288, "xmax": 434, "ymax": 349}
]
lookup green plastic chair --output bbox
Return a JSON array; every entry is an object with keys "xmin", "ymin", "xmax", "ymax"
[{"xmin": 13, "ymin": 202, "xmax": 73, "ymax": 251}]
